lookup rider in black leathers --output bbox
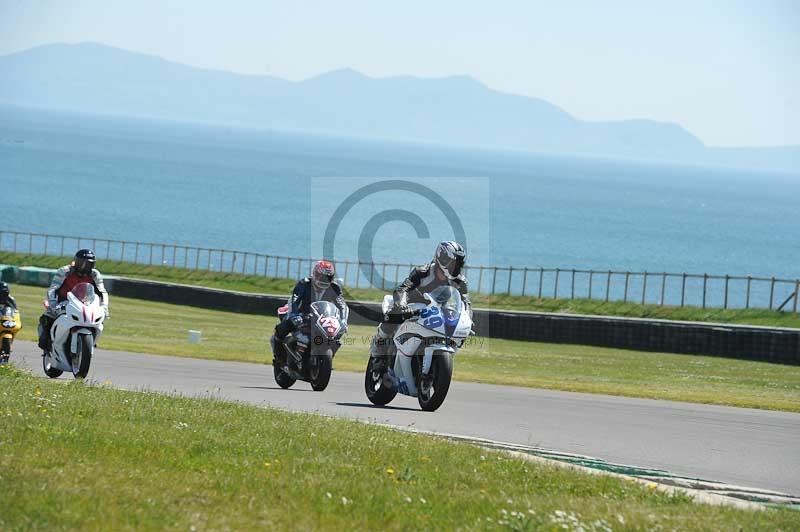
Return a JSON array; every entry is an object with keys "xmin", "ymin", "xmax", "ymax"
[
  {"xmin": 370, "ymin": 241, "xmax": 471, "ymax": 363},
  {"xmin": 270, "ymin": 260, "xmax": 349, "ymax": 363}
]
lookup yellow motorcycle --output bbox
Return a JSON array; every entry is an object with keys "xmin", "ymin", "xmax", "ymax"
[{"xmin": 1, "ymin": 304, "xmax": 21, "ymax": 364}]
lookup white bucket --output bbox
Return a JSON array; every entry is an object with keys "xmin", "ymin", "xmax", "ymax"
[{"xmin": 188, "ymin": 330, "xmax": 202, "ymax": 344}]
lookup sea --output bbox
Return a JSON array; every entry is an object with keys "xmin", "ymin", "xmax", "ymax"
[{"xmin": 4, "ymin": 105, "xmax": 799, "ymax": 307}]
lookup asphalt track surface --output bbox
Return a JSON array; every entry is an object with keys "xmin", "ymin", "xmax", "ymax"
[{"xmin": 12, "ymin": 340, "xmax": 800, "ymax": 495}]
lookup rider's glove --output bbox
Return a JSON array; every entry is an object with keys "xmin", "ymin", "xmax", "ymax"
[
  {"xmin": 289, "ymin": 314, "xmax": 304, "ymax": 327},
  {"xmin": 393, "ymin": 302, "xmax": 410, "ymax": 315}
]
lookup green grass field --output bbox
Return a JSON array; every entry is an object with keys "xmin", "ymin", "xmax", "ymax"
[
  {"xmin": 4, "ymin": 251, "xmax": 799, "ymax": 329},
  {"xmin": 2, "ymin": 364, "xmax": 796, "ymax": 530},
  {"xmin": 9, "ymin": 283, "xmax": 800, "ymax": 412}
]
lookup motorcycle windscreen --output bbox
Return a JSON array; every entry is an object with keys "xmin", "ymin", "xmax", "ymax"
[
  {"xmin": 310, "ymin": 301, "xmax": 340, "ymax": 319},
  {"xmin": 424, "ymin": 285, "xmax": 462, "ymax": 337},
  {"xmin": 70, "ymin": 283, "xmax": 97, "ymax": 305},
  {"xmin": 311, "ymin": 301, "xmax": 341, "ymax": 337}
]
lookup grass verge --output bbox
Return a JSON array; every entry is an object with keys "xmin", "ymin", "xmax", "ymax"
[
  {"xmin": 9, "ymin": 283, "xmax": 800, "ymax": 412},
  {"xmin": 3, "ymin": 251, "xmax": 799, "ymax": 329},
  {"xmin": 1, "ymin": 364, "xmax": 796, "ymax": 530}
]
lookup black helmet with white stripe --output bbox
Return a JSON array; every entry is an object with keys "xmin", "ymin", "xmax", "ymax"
[{"xmin": 434, "ymin": 241, "xmax": 465, "ymax": 280}]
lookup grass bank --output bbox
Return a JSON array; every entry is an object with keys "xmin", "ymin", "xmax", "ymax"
[
  {"xmin": 3, "ymin": 251, "xmax": 799, "ymax": 329},
  {"xmin": 2, "ymin": 365, "xmax": 796, "ymax": 530},
  {"xmin": 9, "ymin": 284, "xmax": 800, "ymax": 412}
]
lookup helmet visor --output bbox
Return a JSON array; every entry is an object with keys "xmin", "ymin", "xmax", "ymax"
[
  {"xmin": 313, "ymin": 271, "xmax": 333, "ymax": 290},
  {"xmin": 74, "ymin": 257, "xmax": 95, "ymax": 275},
  {"xmin": 436, "ymin": 255, "xmax": 462, "ymax": 279}
]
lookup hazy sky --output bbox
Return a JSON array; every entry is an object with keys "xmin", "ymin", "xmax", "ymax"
[{"xmin": 1, "ymin": 0, "xmax": 798, "ymax": 147}]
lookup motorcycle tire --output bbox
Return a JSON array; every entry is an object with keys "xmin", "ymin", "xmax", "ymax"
[
  {"xmin": 273, "ymin": 363, "xmax": 296, "ymax": 389},
  {"xmin": 42, "ymin": 351, "xmax": 63, "ymax": 379},
  {"xmin": 364, "ymin": 356, "xmax": 397, "ymax": 406},
  {"xmin": 418, "ymin": 351, "xmax": 453, "ymax": 412},
  {"xmin": 72, "ymin": 334, "xmax": 93, "ymax": 379},
  {"xmin": 310, "ymin": 350, "xmax": 333, "ymax": 391}
]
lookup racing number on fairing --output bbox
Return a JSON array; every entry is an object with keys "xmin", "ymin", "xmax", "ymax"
[{"xmin": 421, "ymin": 307, "xmax": 443, "ymax": 329}]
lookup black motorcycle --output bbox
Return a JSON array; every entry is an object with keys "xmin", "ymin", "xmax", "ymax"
[{"xmin": 273, "ymin": 301, "xmax": 345, "ymax": 391}]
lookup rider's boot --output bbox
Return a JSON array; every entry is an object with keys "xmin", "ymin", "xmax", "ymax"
[{"xmin": 37, "ymin": 315, "xmax": 52, "ymax": 351}]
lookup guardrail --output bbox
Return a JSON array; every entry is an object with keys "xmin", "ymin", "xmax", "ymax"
[{"xmin": 1, "ymin": 230, "xmax": 797, "ymax": 312}]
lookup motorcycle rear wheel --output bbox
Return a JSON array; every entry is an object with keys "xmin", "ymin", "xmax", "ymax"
[
  {"xmin": 42, "ymin": 351, "xmax": 63, "ymax": 379},
  {"xmin": 364, "ymin": 356, "xmax": 397, "ymax": 406},
  {"xmin": 273, "ymin": 363, "xmax": 296, "ymax": 389}
]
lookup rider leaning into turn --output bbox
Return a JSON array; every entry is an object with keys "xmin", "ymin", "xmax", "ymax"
[
  {"xmin": 370, "ymin": 241, "xmax": 471, "ymax": 366},
  {"xmin": 38, "ymin": 249, "xmax": 110, "ymax": 351},
  {"xmin": 270, "ymin": 260, "xmax": 349, "ymax": 363}
]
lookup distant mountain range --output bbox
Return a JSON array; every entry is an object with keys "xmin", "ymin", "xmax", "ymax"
[{"xmin": 1, "ymin": 42, "xmax": 797, "ymax": 173}]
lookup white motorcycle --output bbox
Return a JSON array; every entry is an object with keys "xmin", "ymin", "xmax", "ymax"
[
  {"xmin": 42, "ymin": 282, "xmax": 105, "ymax": 379},
  {"xmin": 365, "ymin": 285, "xmax": 473, "ymax": 411}
]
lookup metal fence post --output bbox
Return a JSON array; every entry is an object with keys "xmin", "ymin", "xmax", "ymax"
[
  {"xmin": 381, "ymin": 263, "xmax": 387, "ymax": 290},
  {"xmin": 769, "ymin": 277, "xmax": 776, "ymax": 310},
  {"xmin": 149, "ymin": 244, "xmax": 153, "ymax": 265},
  {"xmin": 660, "ymin": 273, "xmax": 666, "ymax": 306},
  {"xmin": 538, "ymin": 268, "xmax": 544, "ymax": 299},
  {"xmin": 491, "ymin": 267, "xmax": 498, "ymax": 295},
  {"xmin": 642, "ymin": 271, "xmax": 648, "ymax": 305},
  {"xmin": 794, "ymin": 280, "xmax": 799, "ymax": 314},
  {"xmin": 702, "ymin": 273, "xmax": 708, "ymax": 309},
  {"xmin": 623, "ymin": 271, "xmax": 630, "ymax": 302},
  {"xmin": 477, "ymin": 266, "xmax": 484, "ymax": 293},
  {"xmin": 680, "ymin": 273, "xmax": 687, "ymax": 308},
  {"xmin": 745, "ymin": 276, "xmax": 752, "ymax": 309},
  {"xmin": 59, "ymin": 236, "xmax": 65, "ymax": 256},
  {"xmin": 588, "ymin": 270, "xmax": 593, "ymax": 299},
  {"xmin": 507, "ymin": 267, "xmax": 513, "ymax": 295},
  {"xmin": 570, "ymin": 269, "xmax": 575, "ymax": 299},
  {"xmin": 605, "ymin": 271, "xmax": 611, "ymax": 302},
  {"xmin": 355, "ymin": 263, "xmax": 361, "ymax": 289},
  {"xmin": 723, "ymin": 275, "xmax": 729, "ymax": 309},
  {"xmin": 44, "ymin": 235, "xmax": 49, "ymax": 254},
  {"xmin": 522, "ymin": 267, "xmax": 529, "ymax": 296},
  {"xmin": 554, "ymin": 268, "xmax": 560, "ymax": 299}
]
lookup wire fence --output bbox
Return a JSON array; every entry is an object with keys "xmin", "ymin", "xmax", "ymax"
[{"xmin": 1, "ymin": 230, "xmax": 797, "ymax": 312}]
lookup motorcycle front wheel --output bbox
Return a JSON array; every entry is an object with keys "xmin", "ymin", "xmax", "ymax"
[
  {"xmin": 0, "ymin": 336, "xmax": 11, "ymax": 363},
  {"xmin": 309, "ymin": 349, "xmax": 333, "ymax": 391},
  {"xmin": 418, "ymin": 351, "xmax": 453, "ymax": 412},
  {"xmin": 364, "ymin": 356, "xmax": 397, "ymax": 406},
  {"xmin": 72, "ymin": 334, "xmax": 93, "ymax": 379}
]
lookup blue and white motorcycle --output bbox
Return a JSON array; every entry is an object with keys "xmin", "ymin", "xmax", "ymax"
[{"xmin": 365, "ymin": 285, "xmax": 473, "ymax": 411}]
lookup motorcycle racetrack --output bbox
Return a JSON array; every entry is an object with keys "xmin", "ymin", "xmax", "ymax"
[{"xmin": 12, "ymin": 340, "xmax": 800, "ymax": 499}]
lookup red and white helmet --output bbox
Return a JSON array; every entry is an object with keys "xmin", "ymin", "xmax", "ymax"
[{"xmin": 312, "ymin": 260, "xmax": 335, "ymax": 291}]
